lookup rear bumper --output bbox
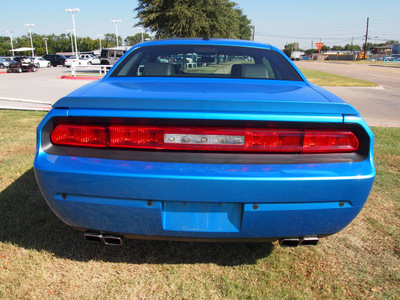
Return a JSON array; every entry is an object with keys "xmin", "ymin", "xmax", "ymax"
[
  {"xmin": 34, "ymin": 152, "xmax": 374, "ymax": 239},
  {"xmin": 34, "ymin": 109, "xmax": 375, "ymax": 240}
]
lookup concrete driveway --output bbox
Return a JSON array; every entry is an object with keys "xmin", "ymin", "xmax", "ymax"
[
  {"xmin": 0, "ymin": 67, "xmax": 92, "ymax": 110},
  {"xmin": 295, "ymin": 61, "xmax": 400, "ymax": 127}
]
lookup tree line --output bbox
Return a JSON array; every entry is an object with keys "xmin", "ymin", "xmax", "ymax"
[{"xmin": 0, "ymin": 33, "xmax": 151, "ymax": 57}]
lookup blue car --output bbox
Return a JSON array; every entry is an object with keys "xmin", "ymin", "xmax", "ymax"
[{"xmin": 34, "ymin": 39, "xmax": 375, "ymax": 247}]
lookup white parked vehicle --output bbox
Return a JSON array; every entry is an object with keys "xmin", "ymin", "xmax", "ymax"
[
  {"xmin": 90, "ymin": 55, "xmax": 101, "ymax": 65},
  {"xmin": 65, "ymin": 54, "xmax": 95, "ymax": 67},
  {"xmin": 32, "ymin": 57, "xmax": 51, "ymax": 68},
  {"xmin": 65, "ymin": 56, "xmax": 78, "ymax": 67}
]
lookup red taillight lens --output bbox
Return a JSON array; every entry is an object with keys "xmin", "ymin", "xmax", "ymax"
[
  {"xmin": 51, "ymin": 124, "xmax": 107, "ymax": 148},
  {"xmin": 51, "ymin": 124, "xmax": 359, "ymax": 153},
  {"xmin": 303, "ymin": 130, "xmax": 359, "ymax": 153}
]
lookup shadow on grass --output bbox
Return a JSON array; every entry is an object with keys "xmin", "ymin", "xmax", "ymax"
[{"xmin": 0, "ymin": 168, "xmax": 273, "ymax": 266}]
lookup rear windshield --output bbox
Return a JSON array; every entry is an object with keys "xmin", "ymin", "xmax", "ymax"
[{"xmin": 109, "ymin": 45, "xmax": 303, "ymax": 81}]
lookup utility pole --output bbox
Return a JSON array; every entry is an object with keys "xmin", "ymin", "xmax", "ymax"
[
  {"xmin": 364, "ymin": 17, "xmax": 369, "ymax": 60},
  {"xmin": 311, "ymin": 39, "xmax": 313, "ymax": 60},
  {"xmin": 251, "ymin": 25, "xmax": 255, "ymax": 41}
]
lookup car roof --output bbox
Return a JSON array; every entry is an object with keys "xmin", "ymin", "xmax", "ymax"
[{"xmin": 132, "ymin": 38, "xmax": 276, "ymax": 51}]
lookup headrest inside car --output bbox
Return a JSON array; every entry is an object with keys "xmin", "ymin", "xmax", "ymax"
[
  {"xmin": 143, "ymin": 62, "xmax": 174, "ymax": 76},
  {"xmin": 231, "ymin": 64, "xmax": 269, "ymax": 79}
]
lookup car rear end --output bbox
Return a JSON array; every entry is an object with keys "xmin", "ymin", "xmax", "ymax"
[{"xmin": 34, "ymin": 39, "xmax": 375, "ymax": 245}]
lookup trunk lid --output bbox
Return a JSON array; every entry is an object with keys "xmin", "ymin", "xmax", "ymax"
[{"xmin": 53, "ymin": 78, "xmax": 359, "ymax": 116}]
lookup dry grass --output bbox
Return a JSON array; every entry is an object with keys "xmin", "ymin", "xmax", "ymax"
[
  {"xmin": 0, "ymin": 110, "xmax": 399, "ymax": 299},
  {"xmin": 300, "ymin": 68, "xmax": 378, "ymax": 87}
]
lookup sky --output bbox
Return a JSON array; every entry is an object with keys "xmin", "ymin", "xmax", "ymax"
[{"xmin": 1, "ymin": 0, "xmax": 399, "ymax": 50}]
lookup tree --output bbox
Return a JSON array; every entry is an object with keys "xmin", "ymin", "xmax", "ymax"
[
  {"xmin": 124, "ymin": 33, "xmax": 151, "ymax": 45},
  {"xmin": 135, "ymin": 0, "xmax": 252, "ymax": 40},
  {"xmin": 283, "ymin": 43, "xmax": 294, "ymax": 58},
  {"xmin": 321, "ymin": 45, "xmax": 331, "ymax": 52},
  {"xmin": 331, "ymin": 45, "xmax": 344, "ymax": 51},
  {"xmin": 103, "ymin": 33, "xmax": 123, "ymax": 48},
  {"xmin": 344, "ymin": 44, "xmax": 361, "ymax": 51}
]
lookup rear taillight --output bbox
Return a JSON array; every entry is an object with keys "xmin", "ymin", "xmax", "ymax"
[
  {"xmin": 51, "ymin": 124, "xmax": 107, "ymax": 148},
  {"xmin": 50, "ymin": 124, "xmax": 359, "ymax": 153}
]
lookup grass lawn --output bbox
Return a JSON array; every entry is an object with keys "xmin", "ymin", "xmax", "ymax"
[
  {"xmin": 300, "ymin": 68, "xmax": 378, "ymax": 87},
  {"xmin": 0, "ymin": 110, "xmax": 399, "ymax": 299}
]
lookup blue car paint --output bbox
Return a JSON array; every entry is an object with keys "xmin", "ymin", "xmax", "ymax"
[{"xmin": 34, "ymin": 39, "xmax": 375, "ymax": 241}]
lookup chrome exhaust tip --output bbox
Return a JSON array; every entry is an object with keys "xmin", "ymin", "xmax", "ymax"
[
  {"xmin": 300, "ymin": 236, "xmax": 319, "ymax": 246},
  {"xmin": 83, "ymin": 233, "xmax": 103, "ymax": 244},
  {"xmin": 103, "ymin": 235, "xmax": 123, "ymax": 246},
  {"xmin": 279, "ymin": 237, "xmax": 300, "ymax": 247}
]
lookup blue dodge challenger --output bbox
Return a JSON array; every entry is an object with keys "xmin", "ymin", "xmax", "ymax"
[{"xmin": 34, "ymin": 39, "xmax": 375, "ymax": 246}]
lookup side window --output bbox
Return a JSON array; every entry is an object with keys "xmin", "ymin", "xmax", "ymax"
[{"xmin": 115, "ymin": 51, "xmax": 123, "ymax": 58}]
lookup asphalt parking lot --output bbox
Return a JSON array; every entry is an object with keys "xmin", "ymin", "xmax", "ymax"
[{"xmin": 1, "ymin": 63, "xmax": 399, "ymax": 126}]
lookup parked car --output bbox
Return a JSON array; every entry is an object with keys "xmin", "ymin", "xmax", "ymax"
[
  {"xmin": 90, "ymin": 55, "xmax": 101, "ymax": 65},
  {"xmin": 7, "ymin": 57, "xmax": 36, "ymax": 73},
  {"xmin": 64, "ymin": 55, "xmax": 78, "ymax": 67},
  {"xmin": 76, "ymin": 54, "xmax": 95, "ymax": 66},
  {"xmin": 65, "ymin": 54, "xmax": 96, "ymax": 67},
  {"xmin": 0, "ymin": 58, "xmax": 10, "ymax": 69},
  {"xmin": 32, "ymin": 57, "xmax": 51, "ymax": 68},
  {"xmin": 34, "ymin": 39, "xmax": 375, "ymax": 247},
  {"xmin": 42, "ymin": 54, "xmax": 66, "ymax": 67}
]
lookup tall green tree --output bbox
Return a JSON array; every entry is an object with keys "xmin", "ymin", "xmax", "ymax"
[
  {"xmin": 135, "ymin": 0, "xmax": 252, "ymax": 40},
  {"xmin": 103, "ymin": 33, "xmax": 123, "ymax": 48}
]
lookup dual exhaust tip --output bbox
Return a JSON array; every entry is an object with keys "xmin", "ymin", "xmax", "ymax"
[
  {"xmin": 83, "ymin": 232, "xmax": 123, "ymax": 246},
  {"xmin": 279, "ymin": 236, "xmax": 319, "ymax": 247}
]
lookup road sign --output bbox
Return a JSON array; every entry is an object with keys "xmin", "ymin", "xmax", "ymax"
[{"xmin": 316, "ymin": 43, "xmax": 324, "ymax": 49}]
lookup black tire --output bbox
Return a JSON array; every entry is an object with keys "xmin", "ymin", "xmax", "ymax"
[
  {"xmin": 7, "ymin": 68, "xmax": 11, "ymax": 73},
  {"xmin": 47, "ymin": 63, "xmax": 51, "ymax": 68},
  {"xmin": 52, "ymin": 64, "xmax": 57, "ymax": 67}
]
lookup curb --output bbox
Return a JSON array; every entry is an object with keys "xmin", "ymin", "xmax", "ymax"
[{"xmin": 60, "ymin": 75, "xmax": 101, "ymax": 80}]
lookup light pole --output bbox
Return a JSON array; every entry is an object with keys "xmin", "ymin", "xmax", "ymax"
[
  {"xmin": 67, "ymin": 30, "xmax": 75, "ymax": 55},
  {"xmin": 66, "ymin": 8, "xmax": 79, "ymax": 55},
  {"xmin": 24, "ymin": 24, "xmax": 35, "ymax": 57},
  {"xmin": 7, "ymin": 30, "xmax": 15, "ymax": 56},
  {"xmin": 43, "ymin": 37, "xmax": 48, "ymax": 54},
  {"xmin": 111, "ymin": 20, "xmax": 122, "ymax": 47},
  {"xmin": 97, "ymin": 34, "xmax": 104, "ymax": 51}
]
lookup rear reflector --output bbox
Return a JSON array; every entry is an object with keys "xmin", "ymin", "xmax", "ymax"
[{"xmin": 51, "ymin": 124, "xmax": 359, "ymax": 153}]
